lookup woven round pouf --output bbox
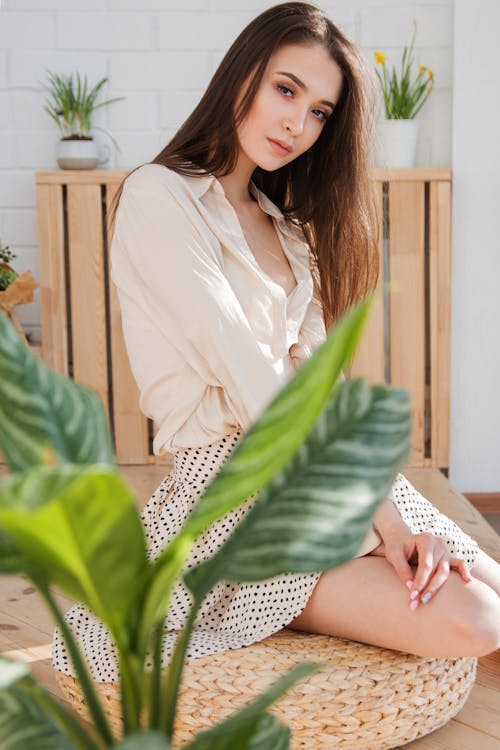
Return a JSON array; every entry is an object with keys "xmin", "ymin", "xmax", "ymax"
[{"xmin": 56, "ymin": 629, "xmax": 477, "ymax": 749}]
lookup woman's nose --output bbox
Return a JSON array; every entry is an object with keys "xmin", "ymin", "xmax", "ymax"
[{"xmin": 283, "ymin": 109, "xmax": 306, "ymax": 137}]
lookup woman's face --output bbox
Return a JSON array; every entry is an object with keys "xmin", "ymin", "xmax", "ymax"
[{"xmin": 235, "ymin": 43, "xmax": 344, "ymax": 170}]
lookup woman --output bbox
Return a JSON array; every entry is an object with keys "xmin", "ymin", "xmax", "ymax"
[{"xmin": 53, "ymin": 2, "xmax": 500, "ymax": 681}]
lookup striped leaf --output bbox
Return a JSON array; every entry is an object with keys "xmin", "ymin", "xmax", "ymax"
[
  {"xmin": 170, "ymin": 295, "xmax": 374, "ymax": 543},
  {"xmin": 0, "ymin": 465, "xmax": 148, "ymax": 647},
  {"xmin": 0, "ymin": 311, "xmax": 115, "ymax": 471},
  {"xmin": 0, "ymin": 684, "xmax": 77, "ymax": 750},
  {"xmin": 113, "ymin": 732, "xmax": 172, "ymax": 749},
  {"xmin": 184, "ymin": 379, "xmax": 411, "ymax": 598}
]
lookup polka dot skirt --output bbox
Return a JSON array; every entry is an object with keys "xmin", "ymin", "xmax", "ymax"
[{"xmin": 52, "ymin": 430, "xmax": 479, "ymax": 682}]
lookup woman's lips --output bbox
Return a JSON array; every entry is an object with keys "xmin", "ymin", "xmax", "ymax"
[{"xmin": 267, "ymin": 138, "xmax": 291, "ymax": 155}]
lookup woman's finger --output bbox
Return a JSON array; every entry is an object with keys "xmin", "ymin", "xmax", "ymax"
[
  {"xmin": 385, "ymin": 545, "xmax": 414, "ymax": 588},
  {"xmin": 416, "ymin": 558, "xmax": 451, "ymax": 607},
  {"xmin": 450, "ymin": 557, "xmax": 472, "ymax": 583},
  {"xmin": 410, "ymin": 534, "xmax": 446, "ymax": 596}
]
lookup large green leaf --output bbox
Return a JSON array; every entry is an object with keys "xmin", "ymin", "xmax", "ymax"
[
  {"xmin": 0, "ymin": 311, "xmax": 115, "ymax": 471},
  {"xmin": 185, "ymin": 378, "xmax": 411, "ymax": 599},
  {"xmin": 182, "ymin": 663, "xmax": 320, "ymax": 750},
  {"xmin": 154, "ymin": 296, "xmax": 374, "ymax": 563},
  {"xmin": 0, "ymin": 529, "xmax": 30, "ymax": 575},
  {"xmin": 0, "ymin": 464, "xmax": 148, "ymax": 647},
  {"xmin": 114, "ymin": 732, "xmax": 172, "ymax": 749},
  {"xmin": 0, "ymin": 683, "xmax": 78, "ymax": 750}
]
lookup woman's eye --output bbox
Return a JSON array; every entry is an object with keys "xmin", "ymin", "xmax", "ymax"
[
  {"xmin": 277, "ymin": 84, "xmax": 329, "ymax": 122},
  {"xmin": 313, "ymin": 109, "xmax": 328, "ymax": 122}
]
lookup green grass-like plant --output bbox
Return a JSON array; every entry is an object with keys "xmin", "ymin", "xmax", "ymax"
[
  {"xmin": 41, "ymin": 69, "xmax": 125, "ymax": 148},
  {"xmin": 0, "ymin": 294, "xmax": 411, "ymax": 749},
  {"xmin": 374, "ymin": 21, "xmax": 435, "ymax": 119}
]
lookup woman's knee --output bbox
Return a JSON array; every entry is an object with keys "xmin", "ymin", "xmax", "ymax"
[{"xmin": 448, "ymin": 580, "xmax": 500, "ymax": 656}]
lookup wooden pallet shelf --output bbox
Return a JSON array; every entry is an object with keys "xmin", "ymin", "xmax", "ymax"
[{"xmin": 35, "ymin": 167, "xmax": 452, "ymax": 466}]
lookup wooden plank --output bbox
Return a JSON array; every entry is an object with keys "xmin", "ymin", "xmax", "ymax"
[
  {"xmin": 405, "ymin": 720, "xmax": 499, "ymax": 748},
  {"xmin": 106, "ymin": 183, "xmax": 150, "ymax": 464},
  {"xmin": 465, "ymin": 493, "xmax": 500, "ymax": 515},
  {"xmin": 35, "ymin": 168, "xmax": 451, "ymax": 186},
  {"xmin": 453, "ymin": 682, "xmax": 500, "ymax": 739},
  {"xmin": 389, "ymin": 181, "xmax": 426, "ymax": 466},
  {"xmin": 404, "ymin": 468, "xmax": 500, "ymax": 561},
  {"xmin": 349, "ymin": 181, "xmax": 385, "ymax": 383},
  {"xmin": 429, "ymin": 181, "xmax": 451, "ymax": 468},
  {"xmin": 66, "ymin": 183, "xmax": 109, "ymax": 412},
  {"xmin": 36, "ymin": 170, "xmax": 130, "ymax": 186},
  {"xmin": 36, "ymin": 182, "xmax": 68, "ymax": 374},
  {"xmin": 373, "ymin": 168, "xmax": 451, "ymax": 182}
]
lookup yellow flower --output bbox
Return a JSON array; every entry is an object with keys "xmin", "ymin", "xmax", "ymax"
[
  {"xmin": 418, "ymin": 65, "xmax": 427, "ymax": 74},
  {"xmin": 428, "ymin": 69, "xmax": 434, "ymax": 80},
  {"xmin": 375, "ymin": 51, "xmax": 387, "ymax": 65}
]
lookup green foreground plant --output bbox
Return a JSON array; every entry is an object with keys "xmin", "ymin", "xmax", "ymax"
[
  {"xmin": 0, "ymin": 293, "xmax": 411, "ymax": 750},
  {"xmin": 374, "ymin": 21, "xmax": 435, "ymax": 119}
]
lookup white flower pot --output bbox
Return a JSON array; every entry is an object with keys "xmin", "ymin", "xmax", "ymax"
[
  {"xmin": 374, "ymin": 119, "xmax": 419, "ymax": 168},
  {"xmin": 56, "ymin": 138, "xmax": 110, "ymax": 170}
]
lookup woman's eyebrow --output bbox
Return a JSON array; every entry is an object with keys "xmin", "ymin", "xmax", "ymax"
[{"xmin": 274, "ymin": 70, "xmax": 336, "ymax": 109}]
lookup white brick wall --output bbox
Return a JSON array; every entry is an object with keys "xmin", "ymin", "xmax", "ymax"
[{"xmin": 0, "ymin": 0, "xmax": 452, "ymax": 343}]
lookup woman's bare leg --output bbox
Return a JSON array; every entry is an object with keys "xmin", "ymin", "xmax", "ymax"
[
  {"xmin": 286, "ymin": 555, "xmax": 500, "ymax": 658},
  {"xmin": 470, "ymin": 548, "xmax": 500, "ymax": 596}
]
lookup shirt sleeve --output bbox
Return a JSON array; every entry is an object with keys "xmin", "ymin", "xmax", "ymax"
[{"xmin": 111, "ymin": 178, "xmax": 287, "ymax": 433}]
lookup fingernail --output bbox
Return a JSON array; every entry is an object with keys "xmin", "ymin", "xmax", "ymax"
[
  {"xmin": 410, "ymin": 590, "xmax": 420, "ymax": 600},
  {"xmin": 410, "ymin": 600, "xmax": 419, "ymax": 611},
  {"xmin": 421, "ymin": 592, "xmax": 433, "ymax": 604},
  {"xmin": 406, "ymin": 580, "xmax": 413, "ymax": 590}
]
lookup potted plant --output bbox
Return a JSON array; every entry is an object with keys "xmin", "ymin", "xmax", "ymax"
[
  {"xmin": 0, "ymin": 242, "xmax": 38, "ymax": 342},
  {"xmin": 373, "ymin": 21, "xmax": 435, "ymax": 167},
  {"xmin": 42, "ymin": 69, "xmax": 125, "ymax": 170},
  {"xmin": 0, "ymin": 296, "xmax": 411, "ymax": 749}
]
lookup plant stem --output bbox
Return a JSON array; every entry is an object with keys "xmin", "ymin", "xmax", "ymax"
[
  {"xmin": 39, "ymin": 584, "xmax": 116, "ymax": 747},
  {"xmin": 117, "ymin": 650, "xmax": 142, "ymax": 735},
  {"xmin": 21, "ymin": 677, "xmax": 104, "ymax": 750},
  {"xmin": 161, "ymin": 599, "xmax": 200, "ymax": 741},
  {"xmin": 147, "ymin": 623, "xmax": 164, "ymax": 729}
]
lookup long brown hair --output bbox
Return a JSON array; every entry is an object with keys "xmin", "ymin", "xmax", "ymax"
[{"xmin": 109, "ymin": 1, "xmax": 380, "ymax": 329}]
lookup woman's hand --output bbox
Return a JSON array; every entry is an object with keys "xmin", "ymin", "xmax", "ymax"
[{"xmin": 371, "ymin": 498, "xmax": 472, "ymax": 610}]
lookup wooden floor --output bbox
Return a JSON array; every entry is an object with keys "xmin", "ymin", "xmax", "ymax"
[{"xmin": 0, "ymin": 463, "xmax": 498, "ymax": 749}]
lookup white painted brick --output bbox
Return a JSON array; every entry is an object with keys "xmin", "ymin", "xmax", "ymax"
[
  {"xmin": 0, "ymin": 12, "xmax": 54, "ymax": 49},
  {"xmin": 108, "ymin": 92, "xmax": 158, "ymax": 131},
  {"xmin": 11, "ymin": 90, "xmax": 52, "ymax": 129},
  {"xmin": 110, "ymin": 51, "xmax": 211, "ymax": 91},
  {"xmin": 14, "ymin": 131, "xmax": 59, "ymax": 169},
  {"xmin": 348, "ymin": 0, "xmax": 450, "ymax": 5},
  {"xmin": 207, "ymin": 1, "xmax": 270, "ymax": 9},
  {"xmin": 157, "ymin": 11, "xmax": 255, "ymax": 51},
  {"xmin": 56, "ymin": 12, "xmax": 153, "ymax": 51},
  {"xmin": 110, "ymin": 131, "xmax": 161, "ymax": 170},
  {"xmin": 0, "ymin": 93, "xmax": 9, "ymax": 126},
  {"xmin": 5, "ymin": 1, "xmax": 105, "ymax": 8},
  {"xmin": 0, "ymin": 171, "xmax": 36, "ymax": 207},
  {"xmin": 2, "ymin": 208, "xmax": 38, "ymax": 244},
  {"xmin": 0, "ymin": 133, "xmax": 16, "ymax": 167},
  {"xmin": 110, "ymin": 0, "xmax": 208, "ymax": 9},
  {"xmin": 159, "ymin": 89, "xmax": 203, "ymax": 129},
  {"xmin": 10, "ymin": 51, "xmax": 107, "ymax": 88},
  {"xmin": 0, "ymin": 52, "xmax": 7, "ymax": 88},
  {"xmin": 360, "ymin": 5, "xmax": 452, "ymax": 48}
]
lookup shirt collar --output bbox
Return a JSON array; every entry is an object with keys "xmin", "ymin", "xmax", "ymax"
[{"xmin": 184, "ymin": 169, "xmax": 285, "ymax": 220}]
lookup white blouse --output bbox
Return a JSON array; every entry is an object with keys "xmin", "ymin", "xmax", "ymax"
[{"xmin": 110, "ymin": 163, "xmax": 327, "ymax": 455}]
